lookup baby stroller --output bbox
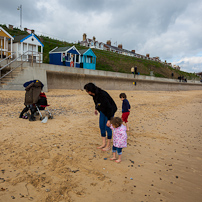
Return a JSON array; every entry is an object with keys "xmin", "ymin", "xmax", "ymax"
[
  {"xmin": 19, "ymin": 80, "xmax": 53, "ymax": 121},
  {"xmin": 34, "ymin": 92, "xmax": 53, "ymax": 121}
]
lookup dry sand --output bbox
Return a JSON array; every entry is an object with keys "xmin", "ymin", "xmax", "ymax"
[{"xmin": 0, "ymin": 89, "xmax": 202, "ymax": 202}]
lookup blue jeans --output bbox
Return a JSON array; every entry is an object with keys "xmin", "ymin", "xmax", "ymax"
[
  {"xmin": 99, "ymin": 111, "xmax": 112, "ymax": 139},
  {"xmin": 112, "ymin": 145, "xmax": 122, "ymax": 155}
]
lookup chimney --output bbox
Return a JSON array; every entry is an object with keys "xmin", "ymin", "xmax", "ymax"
[
  {"xmin": 146, "ymin": 54, "xmax": 150, "ymax": 57},
  {"xmin": 39, "ymin": 37, "xmax": 44, "ymax": 42},
  {"xmin": 83, "ymin": 33, "xmax": 87, "ymax": 41},
  {"xmin": 131, "ymin": 50, "xmax": 135, "ymax": 53},
  {"xmin": 107, "ymin": 40, "xmax": 111, "ymax": 46},
  {"xmin": 9, "ymin": 24, "xmax": 13, "ymax": 30},
  {"xmin": 93, "ymin": 36, "xmax": 96, "ymax": 41},
  {"xmin": 31, "ymin": 29, "xmax": 35, "ymax": 34},
  {"xmin": 118, "ymin": 44, "xmax": 122, "ymax": 49}
]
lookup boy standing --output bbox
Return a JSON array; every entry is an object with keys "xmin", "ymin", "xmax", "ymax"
[{"xmin": 119, "ymin": 93, "xmax": 131, "ymax": 131}]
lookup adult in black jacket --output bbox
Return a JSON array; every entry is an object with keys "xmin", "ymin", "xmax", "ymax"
[{"xmin": 84, "ymin": 83, "xmax": 117, "ymax": 151}]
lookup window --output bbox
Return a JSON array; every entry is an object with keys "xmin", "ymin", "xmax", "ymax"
[
  {"xmin": 76, "ymin": 54, "xmax": 79, "ymax": 62},
  {"xmin": 80, "ymin": 56, "xmax": 83, "ymax": 63},
  {"xmin": 66, "ymin": 53, "xmax": 70, "ymax": 61},
  {"xmin": 92, "ymin": 57, "xmax": 95, "ymax": 64},
  {"xmin": 87, "ymin": 56, "xmax": 93, "ymax": 63}
]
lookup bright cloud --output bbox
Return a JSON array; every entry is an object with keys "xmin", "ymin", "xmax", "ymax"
[{"xmin": 174, "ymin": 55, "xmax": 202, "ymax": 73}]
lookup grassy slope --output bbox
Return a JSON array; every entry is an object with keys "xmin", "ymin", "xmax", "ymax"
[
  {"xmin": 92, "ymin": 49, "xmax": 197, "ymax": 79},
  {"xmin": 1, "ymin": 24, "xmax": 198, "ymax": 80}
]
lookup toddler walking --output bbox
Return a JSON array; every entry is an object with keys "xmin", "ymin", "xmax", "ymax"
[
  {"xmin": 119, "ymin": 93, "xmax": 131, "ymax": 131},
  {"xmin": 110, "ymin": 117, "xmax": 127, "ymax": 163}
]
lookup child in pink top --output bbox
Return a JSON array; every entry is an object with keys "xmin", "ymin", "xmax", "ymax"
[{"xmin": 110, "ymin": 117, "xmax": 127, "ymax": 163}]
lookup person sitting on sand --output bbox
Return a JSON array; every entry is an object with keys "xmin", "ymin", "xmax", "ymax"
[
  {"xmin": 110, "ymin": 117, "xmax": 127, "ymax": 163},
  {"xmin": 84, "ymin": 83, "xmax": 117, "ymax": 151}
]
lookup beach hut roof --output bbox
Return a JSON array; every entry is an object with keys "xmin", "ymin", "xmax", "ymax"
[
  {"xmin": 82, "ymin": 48, "xmax": 96, "ymax": 57},
  {"xmin": 13, "ymin": 33, "xmax": 44, "ymax": 47},
  {"xmin": 0, "ymin": 26, "xmax": 14, "ymax": 40},
  {"xmin": 50, "ymin": 46, "xmax": 72, "ymax": 53},
  {"xmin": 79, "ymin": 49, "xmax": 88, "ymax": 55},
  {"xmin": 50, "ymin": 46, "xmax": 80, "ymax": 55}
]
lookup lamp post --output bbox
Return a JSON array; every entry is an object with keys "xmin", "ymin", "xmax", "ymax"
[{"xmin": 17, "ymin": 5, "xmax": 22, "ymax": 30}]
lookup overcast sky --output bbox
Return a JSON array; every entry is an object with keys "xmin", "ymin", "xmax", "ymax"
[{"xmin": 1, "ymin": 0, "xmax": 202, "ymax": 73}]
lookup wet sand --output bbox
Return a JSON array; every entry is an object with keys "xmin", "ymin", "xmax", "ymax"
[{"xmin": 0, "ymin": 89, "xmax": 202, "ymax": 202}]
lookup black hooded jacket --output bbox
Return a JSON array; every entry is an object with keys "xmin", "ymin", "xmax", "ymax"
[{"xmin": 93, "ymin": 87, "xmax": 117, "ymax": 120}]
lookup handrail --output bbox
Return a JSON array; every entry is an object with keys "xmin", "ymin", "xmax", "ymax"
[
  {"xmin": 0, "ymin": 50, "xmax": 43, "ymax": 71},
  {"xmin": 0, "ymin": 51, "xmax": 29, "ymax": 71},
  {"xmin": 0, "ymin": 51, "xmax": 30, "ymax": 81},
  {"xmin": 0, "ymin": 56, "xmax": 18, "ymax": 71},
  {"xmin": 0, "ymin": 61, "xmax": 24, "ymax": 80},
  {"xmin": 0, "ymin": 52, "xmax": 15, "ymax": 64},
  {"xmin": 0, "ymin": 50, "xmax": 43, "ymax": 81}
]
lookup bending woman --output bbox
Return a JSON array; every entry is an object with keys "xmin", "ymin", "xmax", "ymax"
[{"xmin": 84, "ymin": 83, "xmax": 117, "ymax": 151}]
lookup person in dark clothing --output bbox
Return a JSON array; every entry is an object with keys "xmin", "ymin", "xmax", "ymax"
[
  {"xmin": 119, "ymin": 93, "xmax": 131, "ymax": 131},
  {"xmin": 62, "ymin": 53, "xmax": 66, "ymax": 66},
  {"xmin": 84, "ymin": 83, "xmax": 117, "ymax": 151}
]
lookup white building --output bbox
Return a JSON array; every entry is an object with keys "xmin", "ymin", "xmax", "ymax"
[{"xmin": 11, "ymin": 33, "xmax": 44, "ymax": 63}]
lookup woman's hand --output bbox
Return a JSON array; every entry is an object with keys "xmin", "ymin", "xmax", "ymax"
[{"xmin": 106, "ymin": 120, "xmax": 111, "ymax": 127}]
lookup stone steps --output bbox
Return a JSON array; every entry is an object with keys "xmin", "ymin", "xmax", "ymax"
[{"xmin": 0, "ymin": 66, "xmax": 25, "ymax": 86}]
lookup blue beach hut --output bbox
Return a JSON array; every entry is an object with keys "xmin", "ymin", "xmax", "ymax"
[
  {"xmin": 79, "ymin": 48, "xmax": 96, "ymax": 70},
  {"xmin": 49, "ymin": 46, "xmax": 96, "ymax": 70},
  {"xmin": 49, "ymin": 46, "xmax": 80, "ymax": 67}
]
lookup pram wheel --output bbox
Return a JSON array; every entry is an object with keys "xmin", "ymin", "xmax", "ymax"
[{"xmin": 48, "ymin": 115, "xmax": 53, "ymax": 119}]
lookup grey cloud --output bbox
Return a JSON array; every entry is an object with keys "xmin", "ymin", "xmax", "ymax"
[
  {"xmin": 0, "ymin": 0, "xmax": 49, "ymax": 27},
  {"xmin": 0, "ymin": 0, "xmax": 201, "ymax": 73}
]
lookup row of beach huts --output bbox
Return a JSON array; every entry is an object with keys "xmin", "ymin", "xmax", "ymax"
[{"xmin": 0, "ymin": 26, "xmax": 96, "ymax": 70}]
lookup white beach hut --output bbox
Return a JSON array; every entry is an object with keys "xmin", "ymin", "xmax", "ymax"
[{"xmin": 12, "ymin": 33, "xmax": 44, "ymax": 63}]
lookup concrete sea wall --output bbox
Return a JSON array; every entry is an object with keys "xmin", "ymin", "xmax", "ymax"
[
  {"xmin": 1, "ymin": 62, "xmax": 202, "ymax": 91},
  {"xmin": 47, "ymin": 71, "xmax": 202, "ymax": 91}
]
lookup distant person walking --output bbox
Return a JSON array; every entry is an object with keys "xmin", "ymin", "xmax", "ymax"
[
  {"xmin": 119, "ymin": 93, "xmax": 131, "ymax": 131},
  {"xmin": 84, "ymin": 83, "xmax": 117, "ymax": 151}
]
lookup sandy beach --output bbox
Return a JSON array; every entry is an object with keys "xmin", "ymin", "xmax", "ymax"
[{"xmin": 0, "ymin": 89, "xmax": 202, "ymax": 202}]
